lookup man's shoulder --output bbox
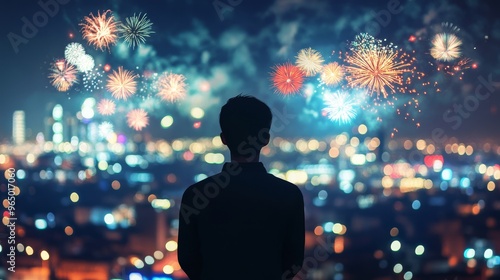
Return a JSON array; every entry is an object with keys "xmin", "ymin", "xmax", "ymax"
[
  {"xmin": 182, "ymin": 171, "xmax": 302, "ymax": 199},
  {"xmin": 266, "ymin": 173, "xmax": 303, "ymax": 198},
  {"xmin": 182, "ymin": 171, "xmax": 227, "ymax": 195},
  {"xmin": 183, "ymin": 175, "xmax": 215, "ymax": 194}
]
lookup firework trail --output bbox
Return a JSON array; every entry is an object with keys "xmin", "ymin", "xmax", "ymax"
[
  {"xmin": 271, "ymin": 63, "xmax": 305, "ymax": 95},
  {"xmin": 321, "ymin": 62, "xmax": 344, "ymax": 86},
  {"xmin": 127, "ymin": 109, "xmax": 149, "ymax": 131},
  {"xmin": 107, "ymin": 67, "xmax": 138, "ymax": 100},
  {"xmin": 83, "ymin": 67, "xmax": 105, "ymax": 92},
  {"xmin": 296, "ymin": 48, "xmax": 324, "ymax": 76},
  {"xmin": 119, "ymin": 13, "xmax": 154, "ymax": 49},
  {"xmin": 138, "ymin": 71, "xmax": 158, "ymax": 97},
  {"xmin": 49, "ymin": 59, "xmax": 78, "ymax": 92},
  {"xmin": 430, "ymin": 33, "xmax": 462, "ymax": 62},
  {"xmin": 97, "ymin": 99, "xmax": 116, "ymax": 115},
  {"xmin": 64, "ymin": 43, "xmax": 85, "ymax": 65},
  {"xmin": 323, "ymin": 91, "xmax": 358, "ymax": 124},
  {"xmin": 156, "ymin": 72, "xmax": 187, "ymax": 102},
  {"xmin": 80, "ymin": 10, "xmax": 118, "ymax": 52}
]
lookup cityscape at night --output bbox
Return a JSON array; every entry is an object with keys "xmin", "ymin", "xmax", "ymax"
[{"xmin": 1, "ymin": 0, "xmax": 500, "ymax": 279}]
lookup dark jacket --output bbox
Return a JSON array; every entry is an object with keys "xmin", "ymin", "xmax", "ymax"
[{"xmin": 178, "ymin": 162, "xmax": 304, "ymax": 280}]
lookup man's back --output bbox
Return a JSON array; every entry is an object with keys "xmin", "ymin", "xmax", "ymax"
[{"xmin": 178, "ymin": 162, "xmax": 305, "ymax": 280}]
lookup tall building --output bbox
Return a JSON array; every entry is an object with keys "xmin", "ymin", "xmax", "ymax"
[
  {"xmin": 52, "ymin": 104, "xmax": 64, "ymax": 144},
  {"xmin": 12, "ymin": 110, "xmax": 25, "ymax": 145},
  {"xmin": 64, "ymin": 116, "xmax": 78, "ymax": 142}
]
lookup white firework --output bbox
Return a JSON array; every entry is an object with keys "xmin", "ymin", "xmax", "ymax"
[
  {"xmin": 430, "ymin": 33, "xmax": 462, "ymax": 62},
  {"xmin": 64, "ymin": 43, "xmax": 85, "ymax": 65},
  {"xmin": 323, "ymin": 91, "xmax": 358, "ymax": 124},
  {"xmin": 295, "ymin": 48, "xmax": 324, "ymax": 76},
  {"xmin": 76, "ymin": 54, "xmax": 95, "ymax": 72},
  {"xmin": 98, "ymin": 122, "xmax": 114, "ymax": 139}
]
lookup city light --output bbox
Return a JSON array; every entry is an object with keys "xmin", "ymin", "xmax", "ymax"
[
  {"xmin": 415, "ymin": 245, "xmax": 425, "ymax": 256},
  {"xmin": 391, "ymin": 240, "xmax": 401, "ymax": 252},
  {"xmin": 40, "ymin": 250, "xmax": 50, "ymax": 261},
  {"xmin": 464, "ymin": 248, "xmax": 476, "ymax": 259},
  {"xmin": 165, "ymin": 240, "xmax": 178, "ymax": 252}
]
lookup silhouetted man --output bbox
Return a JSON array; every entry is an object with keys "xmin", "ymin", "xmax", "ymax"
[{"xmin": 178, "ymin": 95, "xmax": 305, "ymax": 280}]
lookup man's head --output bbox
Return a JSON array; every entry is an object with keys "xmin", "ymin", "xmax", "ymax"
[{"xmin": 219, "ymin": 94, "xmax": 272, "ymax": 159}]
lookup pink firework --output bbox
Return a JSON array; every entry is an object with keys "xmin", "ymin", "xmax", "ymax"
[
  {"xmin": 97, "ymin": 99, "xmax": 116, "ymax": 115},
  {"xmin": 127, "ymin": 109, "xmax": 149, "ymax": 131},
  {"xmin": 156, "ymin": 72, "xmax": 187, "ymax": 102},
  {"xmin": 49, "ymin": 59, "xmax": 78, "ymax": 92}
]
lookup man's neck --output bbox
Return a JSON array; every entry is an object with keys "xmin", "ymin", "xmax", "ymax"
[{"xmin": 230, "ymin": 154, "xmax": 260, "ymax": 163}]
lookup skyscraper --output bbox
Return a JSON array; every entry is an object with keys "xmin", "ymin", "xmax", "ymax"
[{"xmin": 12, "ymin": 110, "xmax": 25, "ymax": 145}]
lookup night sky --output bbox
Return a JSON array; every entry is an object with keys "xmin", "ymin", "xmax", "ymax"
[{"xmin": 1, "ymin": 0, "xmax": 499, "ymax": 143}]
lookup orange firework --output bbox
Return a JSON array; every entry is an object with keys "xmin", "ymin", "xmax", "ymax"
[
  {"xmin": 106, "ymin": 67, "xmax": 137, "ymax": 100},
  {"xmin": 127, "ymin": 109, "xmax": 149, "ymax": 131},
  {"xmin": 49, "ymin": 59, "xmax": 78, "ymax": 92},
  {"xmin": 271, "ymin": 63, "xmax": 304, "ymax": 95},
  {"xmin": 97, "ymin": 99, "xmax": 116, "ymax": 115},
  {"xmin": 80, "ymin": 10, "xmax": 118, "ymax": 51},
  {"xmin": 156, "ymin": 73, "xmax": 187, "ymax": 102},
  {"xmin": 321, "ymin": 62, "xmax": 344, "ymax": 86},
  {"xmin": 345, "ymin": 48, "xmax": 409, "ymax": 98}
]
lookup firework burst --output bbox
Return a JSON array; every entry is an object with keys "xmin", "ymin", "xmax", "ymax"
[
  {"xmin": 127, "ymin": 109, "xmax": 149, "ymax": 131},
  {"xmin": 76, "ymin": 54, "xmax": 95, "ymax": 72},
  {"xmin": 323, "ymin": 91, "xmax": 358, "ymax": 124},
  {"xmin": 295, "ymin": 48, "xmax": 324, "ymax": 76},
  {"xmin": 271, "ymin": 63, "xmax": 305, "ymax": 95},
  {"xmin": 321, "ymin": 62, "xmax": 344, "ymax": 86},
  {"xmin": 156, "ymin": 73, "xmax": 187, "ymax": 102},
  {"xmin": 430, "ymin": 33, "xmax": 462, "ymax": 62},
  {"xmin": 64, "ymin": 43, "xmax": 85, "ymax": 65},
  {"xmin": 49, "ymin": 59, "xmax": 78, "ymax": 92},
  {"xmin": 97, "ymin": 99, "xmax": 116, "ymax": 115},
  {"xmin": 350, "ymin": 33, "xmax": 384, "ymax": 52},
  {"xmin": 107, "ymin": 67, "xmax": 138, "ymax": 100},
  {"xmin": 119, "ymin": 13, "xmax": 154, "ymax": 49},
  {"xmin": 98, "ymin": 121, "xmax": 114, "ymax": 138},
  {"xmin": 80, "ymin": 10, "xmax": 118, "ymax": 51},
  {"xmin": 344, "ymin": 48, "xmax": 409, "ymax": 98}
]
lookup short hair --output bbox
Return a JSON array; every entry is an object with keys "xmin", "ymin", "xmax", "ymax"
[{"xmin": 219, "ymin": 94, "xmax": 272, "ymax": 154}]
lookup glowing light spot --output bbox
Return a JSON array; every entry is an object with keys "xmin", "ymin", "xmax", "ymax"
[
  {"xmin": 163, "ymin": 264, "xmax": 174, "ymax": 274},
  {"xmin": 40, "ymin": 250, "xmax": 50, "ymax": 261},
  {"xmin": 190, "ymin": 107, "xmax": 205, "ymax": 119},
  {"xmin": 161, "ymin": 116, "xmax": 174, "ymax": 128},
  {"xmin": 464, "ymin": 248, "xmax": 475, "ymax": 259},
  {"xmin": 70, "ymin": 192, "xmax": 79, "ymax": 203},
  {"xmin": 65, "ymin": 226, "xmax": 74, "ymax": 236},
  {"xmin": 393, "ymin": 263, "xmax": 403, "ymax": 273},
  {"xmin": 165, "ymin": 240, "xmax": 178, "ymax": 251},
  {"xmin": 415, "ymin": 245, "xmax": 425, "ymax": 255},
  {"xmin": 391, "ymin": 240, "xmax": 401, "ymax": 251}
]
